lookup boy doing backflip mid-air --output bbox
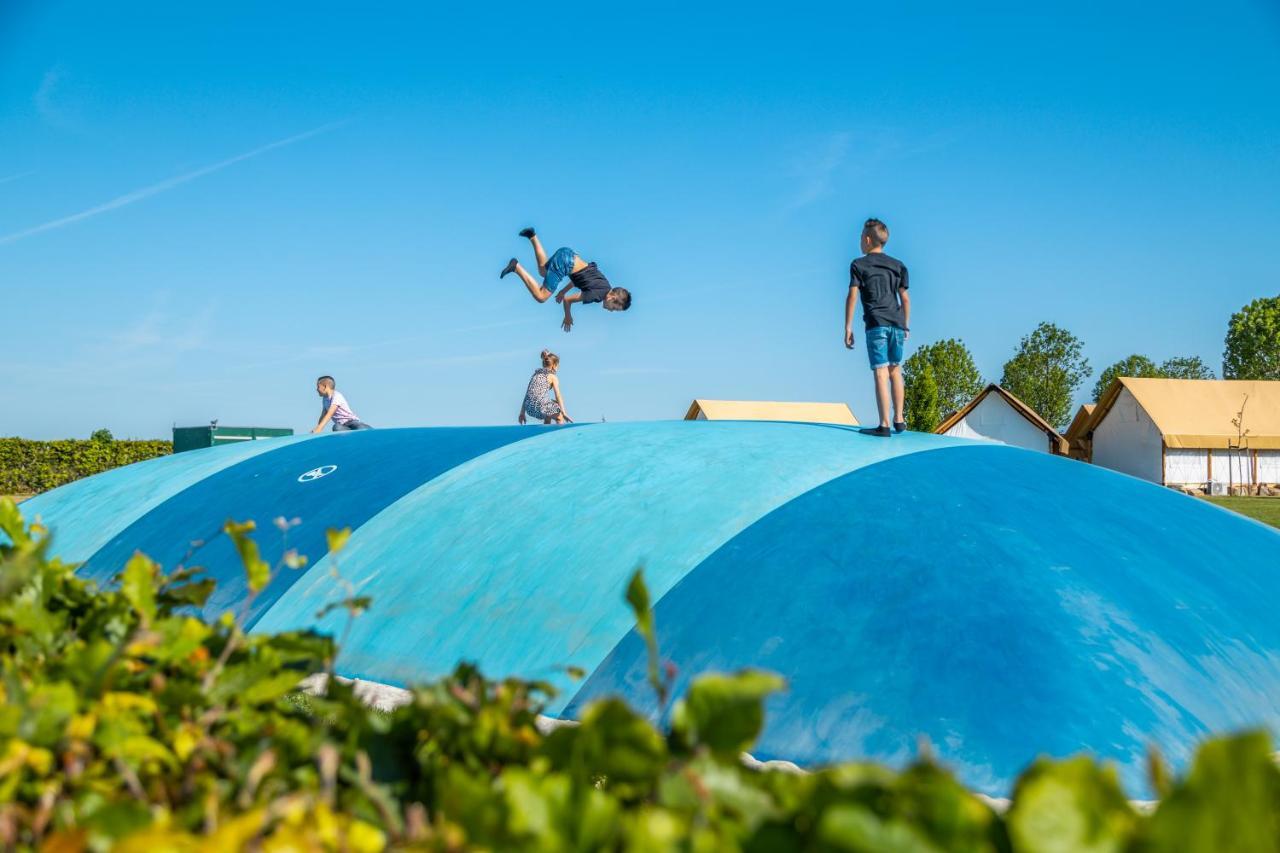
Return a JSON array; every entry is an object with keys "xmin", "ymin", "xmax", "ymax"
[
  {"xmin": 846, "ymin": 218, "xmax": 911, "ymax": 437},
  {"xmin": 501, "ymin": 227, "xmax": 631, "ymax": 332}
]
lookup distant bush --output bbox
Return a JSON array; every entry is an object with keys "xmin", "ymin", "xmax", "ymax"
[
  {"xmin": 1, "ymin": 499, "xmax": 1278, "ymax": 850},
  {"xmin": 0, "ymin": 437, "xmax": 171, "ymax": 495}
]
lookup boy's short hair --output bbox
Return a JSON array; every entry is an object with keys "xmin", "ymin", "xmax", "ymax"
[
  {"xmin": 610, "ymin": 287, "xmax": 632, "ymax": 310},
  {"xmin": 317, "ymin": 375, "xmax": 336, "ymax": 390},
  {"xmin": 863, "ymin": 218, "xmax": 890, "ymax": 248}
]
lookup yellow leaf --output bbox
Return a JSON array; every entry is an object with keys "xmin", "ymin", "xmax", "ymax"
[
  {"xmin": 66, "ymin": 713, "xmax": 97, "ymax": 741},
  {"xmin": 326, "ymin": 528, "xmax": 351, "ymax": 554},
  {"xmin": 25, "ymin": 746, "xmax": 53, "ymax": 775},
  {"xmin": 344, "ymin": 818, "xmax": 387, "ymax": 853},
  {"xmin": 102, "ymin": 692, "xmax": 158, "ymax": 716},
  {"xmin": 173, "ymin": 723, "xmax": 201, "ymax": 761}
]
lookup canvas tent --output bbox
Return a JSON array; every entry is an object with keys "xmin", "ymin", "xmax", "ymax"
[
  {"xmin": 1064, "ymin": 404, "xmax": 1096, "ymax": 461},
  {"xmin": 1087, "ymin": 377, "xmax": 1280, "ymax": 489},
  {"xmin": 935, "ymin": 384, "xmax": 1068, "ymax": 455},
  {"xmin": 684, "ymin": 400, "xmax": 858, "ymax": 426}
]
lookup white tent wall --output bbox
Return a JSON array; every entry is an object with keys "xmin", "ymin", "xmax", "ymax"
[
  {"xmin": 940, "ymin": 393, "xmax": 1052, "ymax": 453},
  {"xmin": 1258, "ymin": 451, "xmax": 1280, "ymax": 483},
  {"xmin": 1211, "ymin": 449, "xmax": 1255, "ymax": 486},
  {"xmin": 1091, "ymin": 387, "xmax": 1164, "ymax": 483},
  {"xmin": 1164, "ymin": 449, "xmax": 1208, "ymax": 486}
]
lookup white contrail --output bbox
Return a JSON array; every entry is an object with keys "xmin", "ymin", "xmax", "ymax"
[
  {"xmin": 0, "ymin": 171, "xmax": 34, "ymax": 186},
  {"xmin": 0, "ymin": 121, "xmax": 345, "ymax": 246}
]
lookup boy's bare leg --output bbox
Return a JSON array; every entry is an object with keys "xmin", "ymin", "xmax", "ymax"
[
  {"xmin": 528, "ymin": 234, "xmax": 550, "ymax": 275},
  {"xmin": 513, "ymin": 262, "xmax": 552, "ymax": 303},
  {"xmin": 873, "ymin": 367, "xmax": 892, "ymax": 428},
  {"xmin": 889, "ymin": 365, "xmax": 905, "ymax": 424}
]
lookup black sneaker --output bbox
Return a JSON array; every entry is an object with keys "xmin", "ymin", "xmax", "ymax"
[
  {"xmin": 893, "ymin": 422, "xmax": 907, "ymax": 433},
  {"xmin": 518, "ymin": 227, "xmax": 536, "ymax": 239},
  {"xmin": 500, "ymin": 258, "xmax": 518, "ymax": 278},
  {"xmin": 859, "ymin": 426, "xmax": 892, "ymax": 437}
]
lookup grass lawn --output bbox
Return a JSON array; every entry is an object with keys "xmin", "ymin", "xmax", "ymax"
[{"xmin": 1202, "ymin": 496, "xmax": 1280, "ymax": 530}]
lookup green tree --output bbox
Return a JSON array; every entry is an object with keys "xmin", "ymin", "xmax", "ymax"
[
  {"xmin": 1159, "ymin": 356, "xmax": 1216, "ymax": 381},
  {"xmin": 90, "ymin": 428, "xmax": 114, "ymax": 443},
  {"xmin": 902, "ymin": 339, "xmax": 985, "ymax": 417},
  {"xmin": 1223, "ymin": 296, "xmax": 1280, "ymax": 379},
  {"xmin": 904, "ymin": 361, "xmax": 941, "ymax": 432},
  {"xmin": 1091, "ymin": 354, "xmax": 1161, "ymax": 401},
  {"xmin": 1000, "ymin": 322, "xmax": 1090, "ymax": 431}
]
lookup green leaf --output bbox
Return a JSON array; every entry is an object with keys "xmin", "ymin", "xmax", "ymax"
[
  {"xmin": 671, "ymin": 669, "xmax": 785, "ymax": 759},
  {"xmin": 0, "ymin": 497, "xmax": 28, "ymax": 545},
  {"xmin": 120, "ymin": 552, "xmax": 157, "ymax": 623},
  {"xmin": 1007, "ymin": 755, "xmax": 1136, "ymax": 853},
  {"xmin": 224, "ymin": 519, "xmax": 270, "ymax": 593},
  {"xmin": 315, "ymin": 596, "xmax": 372, "ymax": 620},
  {"xmin": 816, "ymin": 804, "xmax": 943, "ymax": 853},
  {"xmin": 543, "ymin": 697, "xmax": 667, "ymax": 795},
  {"xmin": 1141, "ymin": 731, "xmax": 1280, "ymax": 852},
  {"xmin": 625, "ymin": 568, "xmax": 667, "ymax": 706}
]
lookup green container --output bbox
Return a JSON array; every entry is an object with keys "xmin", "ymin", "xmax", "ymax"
[{"xmin": 172, "ymin": 425, "xmax": 294, "ymax": 454}]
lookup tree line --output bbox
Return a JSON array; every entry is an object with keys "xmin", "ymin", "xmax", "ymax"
[{"xmin": 903, "ymin": 295, "xmax": 1280, "ymax": 432}]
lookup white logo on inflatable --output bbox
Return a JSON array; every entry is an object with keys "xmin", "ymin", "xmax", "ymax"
[{"xmin": 297, "ymin": 464, "xmax": 338, "ymax": 483}]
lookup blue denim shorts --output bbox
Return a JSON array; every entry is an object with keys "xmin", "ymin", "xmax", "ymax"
[
  {"xmin": 865, "ymin": 325, "xmax": 906, "ymax": 369},
  {"xmin": 542, "ymin": 247, "xmax": 577, "ymax": 290}
]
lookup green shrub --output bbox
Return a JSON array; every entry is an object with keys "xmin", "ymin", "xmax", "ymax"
[
  {"xmin": 1, "ymin": 498, "xmax": 1278, "ymax": 850},
  {"xmin": 0, "ymin": 437, "xmax": 171, "ymax": 495}
]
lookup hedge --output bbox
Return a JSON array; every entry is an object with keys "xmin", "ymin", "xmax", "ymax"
[
  {"xmin": 1, "ymin": 499, "xmax": 1278, "ymax": 850},
  {"xmin": 0, "ymin": 437, "xmax": 171, "ymax": 495}
]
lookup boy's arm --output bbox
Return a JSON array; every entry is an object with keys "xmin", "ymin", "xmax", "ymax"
[
  {"xmin": 561, "ymin": 292, "xmax": 582, "ymax": 332},
  {"xmin": 313, "ymin": 403, "xmax": 338, "ymax": 434},
  {"xmin": 554, "ymin": 283, "xmax": 577, "ymax": 304},
  {"xmin": 899, "ymin": 288, "xmax": 911, "ymax": 340},
  {"xmin": 845, "ymin": 287, "xmax": 859, "ymax": 349}
]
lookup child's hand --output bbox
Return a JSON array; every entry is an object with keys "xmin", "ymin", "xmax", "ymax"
[
  {"xmin": 561, "ymin": 316, "xmax": 573, "ymax": 332},
  {"xmin": 844, "ymin": 329, "xmax": 854, "ymax": 349},
  {"xmin": 518, "ymin": 411, "xmax": 527, "ymax": 425},
  {"xmin": 554, "ymin": 290, "xmax": 565, "ymax": 304}
]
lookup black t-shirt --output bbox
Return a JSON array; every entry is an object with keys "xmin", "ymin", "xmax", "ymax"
[
  {"xmin": 849, "ymin": 253, "xmax": 909, "ymax": 330},
  {"xmin": 570, "ymin": 262, "xmax": 611, "ymax": 305}
]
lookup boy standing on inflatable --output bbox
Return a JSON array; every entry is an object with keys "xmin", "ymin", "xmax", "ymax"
[
  {"xmin": 845, "ymin": 218, "xmax": 911, "ymax": 437},
  {"xmin": 501, "ymin": 227, "xmax": 632, "ymax": 332}
]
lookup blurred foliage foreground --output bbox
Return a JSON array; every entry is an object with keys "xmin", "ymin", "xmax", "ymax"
[{"xmin": 1, "ymin": 498, "xmax": 1278, "ymax": 852}]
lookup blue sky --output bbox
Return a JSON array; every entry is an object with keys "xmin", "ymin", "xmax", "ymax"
[{"xmin": 2, "ymin": 1, "xmax": 1278, "ymax": 438}]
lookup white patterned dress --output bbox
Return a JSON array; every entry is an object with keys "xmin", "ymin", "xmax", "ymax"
[{"xmin": 522, "ymin": 368, "xmax": 562, "ymax": 421}]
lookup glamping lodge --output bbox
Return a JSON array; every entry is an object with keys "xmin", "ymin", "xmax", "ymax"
[
  {"xmin": 684, "ymin": 399, "xmax": 858, "ymax": 426},
  {"xmin": 1085, "ymin": 378, "xmax": 1280, "ymax": 491},
  {"xmin": 1063, "ymin": 404, "xmax": 1095, "ymax": 461},
  {"xmin": 935, "ymin": 384, "xmax": 1068, "ymax": 455}
]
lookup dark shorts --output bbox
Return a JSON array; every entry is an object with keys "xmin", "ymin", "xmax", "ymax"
[{"xmin": 333, "ymin": 420, "xmax": 373, "ymax": 431}]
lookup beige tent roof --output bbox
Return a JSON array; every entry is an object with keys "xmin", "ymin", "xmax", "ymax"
[
  {"xmin": 935, "ymin": 384, "xmax": 1068, "ymax": 454},
  {"xmin": 1064, "ymin": 404, "xmax": 1096, "ymax": 443},
  {"xmin": 684, "ymin": 399, "xmax": 858, "ymax": 426},
  {"xmin": 1091, "ymin": 378, "xmax": 1280, "ymax": 449}
]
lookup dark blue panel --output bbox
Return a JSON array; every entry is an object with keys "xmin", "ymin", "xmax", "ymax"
[
  {"xmin": 565, "ymin": 445, "xmax": 1280, "ymax": 795},
  {"xmin": 79, "ymin": 427, "xmax": 534, "ymax": 627}
]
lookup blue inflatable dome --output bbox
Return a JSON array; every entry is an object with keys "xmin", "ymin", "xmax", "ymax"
[{"xmin": 19, "ymin": 422, "xmax": 1280, "ymax": 794}]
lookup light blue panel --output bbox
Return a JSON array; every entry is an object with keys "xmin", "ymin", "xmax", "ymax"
[
  {"xmin": 16, "ymin": 435, "xmax": 310, "ymax": 563},
  {"xmin": 255, "ymin": 421, "xmax": 966, "ymax": 705},
  {"xmin": 565, "ymin": 445, "xmax": 1280, "ymax": 795}
]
